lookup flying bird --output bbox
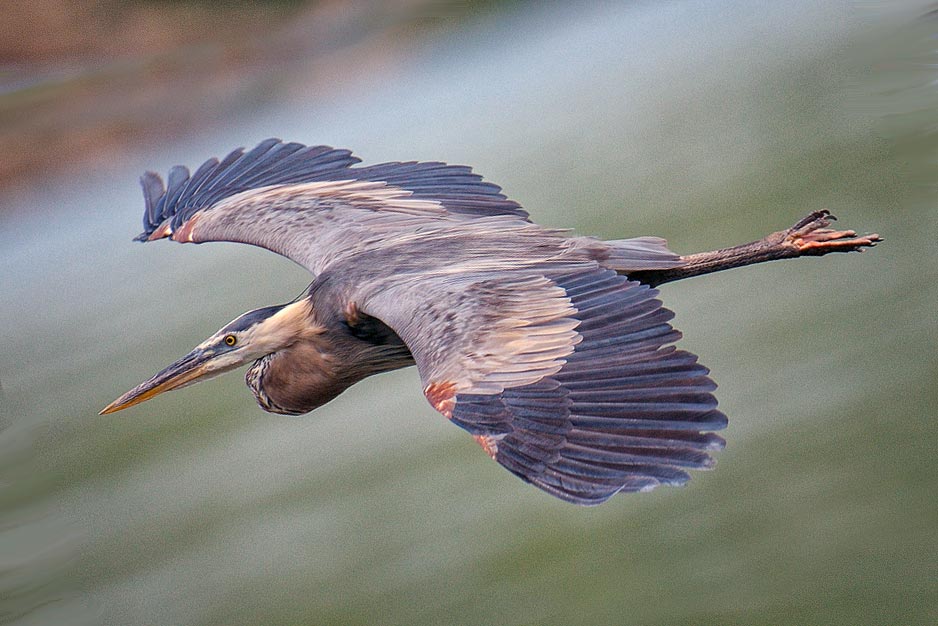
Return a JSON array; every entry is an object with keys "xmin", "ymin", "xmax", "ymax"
[{"xmin": 101, "ymin": 139, "xmax": 881, "ymax": 504}]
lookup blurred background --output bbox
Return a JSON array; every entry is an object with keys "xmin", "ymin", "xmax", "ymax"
[{"xmin": 1, "ymin": 1, "xmax": 935, "ymax": 624}]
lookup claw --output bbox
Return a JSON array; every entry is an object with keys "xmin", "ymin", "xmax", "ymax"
[
  {"xmin": 789, "ymin": 209, "xmax": 833, "ymax": 235},
  {"xmin": 784, "ymin": 211, "xmax": 882, "ymax": 255}
]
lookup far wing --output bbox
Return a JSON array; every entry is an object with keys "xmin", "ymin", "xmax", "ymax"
[
  {"xmin": 361, "ymin": 265, "xmax": 726, "ymax": 505},
  {"xmin": 138, "ymin": 138, "xmax": 528, "ymax": 275}
]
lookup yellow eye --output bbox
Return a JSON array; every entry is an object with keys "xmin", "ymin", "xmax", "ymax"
[{"xmin": 224, "ymin": 334, "xmax": 237, "ymax": 346}]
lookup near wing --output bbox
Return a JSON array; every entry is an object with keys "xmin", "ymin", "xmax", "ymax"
[{"xmin": 361, "ymin": 266, "xmax": 726, "ymax": 505}]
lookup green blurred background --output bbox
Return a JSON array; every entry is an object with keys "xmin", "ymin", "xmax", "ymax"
[{"xmin": 1, "ymin": 1, "xmax": 935, "ymax": 624}]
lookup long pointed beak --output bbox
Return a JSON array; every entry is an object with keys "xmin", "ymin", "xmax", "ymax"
[{"xmin": 100, "ymin": 346, "xmax": 220, "ymax": 414}]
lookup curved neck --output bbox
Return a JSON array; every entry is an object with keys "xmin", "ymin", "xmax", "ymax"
[
  {"xmin": 246, "ymin": 330, "xmax": 414, "ymax": 415},
  {"xmin": 247, "ymin": 340, "xmax": 347, "ymax": 415}
]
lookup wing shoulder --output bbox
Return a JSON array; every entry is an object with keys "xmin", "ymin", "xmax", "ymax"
[{"xmin": 360, "ymin": 271, "xmax": 583, "ymax": 400}]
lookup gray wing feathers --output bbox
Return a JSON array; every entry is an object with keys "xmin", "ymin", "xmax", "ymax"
[
  {"xmin": 137, "ymin": 138, "xmax": 525, "ymax": 241},
  {"xmin": 361, "ymin": 272, "xmax": 581, "ymax": 396},
  {"xmin": 358, "ymin": 265, "xmax": 724, "ymax": 504},
  {"xmin": 137, "ymin": 139, "xmax": 679, "ymax": 282}
]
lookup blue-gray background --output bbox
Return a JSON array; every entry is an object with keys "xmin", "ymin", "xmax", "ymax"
[{"xmin": 1, "ymin": 1, "xmax": 935, "ymax": 624}]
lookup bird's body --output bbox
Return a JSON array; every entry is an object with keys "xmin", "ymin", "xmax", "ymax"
[{"xmin": 102, "ymin": 139, "xmax": 880, "ymax": 504}]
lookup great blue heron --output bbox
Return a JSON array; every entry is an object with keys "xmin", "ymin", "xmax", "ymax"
[{"xmin": 101, "ymin": 139, "xmax": 880, "ymax": 504}]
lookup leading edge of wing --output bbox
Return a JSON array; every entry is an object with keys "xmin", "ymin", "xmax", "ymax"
[{"xmin": 136, "ymin": 138, "xmax": 528, "ymax": 241}]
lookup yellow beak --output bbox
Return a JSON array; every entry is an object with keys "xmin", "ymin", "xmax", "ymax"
[{"xmin": 99, "ymin": 347, "xmax": 218, "ymax": 414}]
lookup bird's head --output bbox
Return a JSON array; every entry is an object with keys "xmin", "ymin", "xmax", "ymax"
[{"xmin": 100, "ymin": 300, "xmax": 318, "ymax": 414}]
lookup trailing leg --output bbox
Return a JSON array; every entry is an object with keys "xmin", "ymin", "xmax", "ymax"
[{"xmin": 628, "ymin": 210, "xmax": 882, "ymax": 287}]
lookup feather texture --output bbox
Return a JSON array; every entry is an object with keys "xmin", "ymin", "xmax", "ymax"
[
  {"xmin": 137, "ymin": 138, "xmax": 526, "ymax": 240},
  {"xmin": 132, "ymin": 140, "xmax": 726, "ymax": 504},
  {"xmin": 442, "ymin": 269, "xmax": 726, "ymax": 505}
]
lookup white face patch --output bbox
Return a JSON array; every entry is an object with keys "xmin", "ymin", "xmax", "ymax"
[{"xmin": 218, "ymin": 300, "xmax": 321, "ymax": 359}]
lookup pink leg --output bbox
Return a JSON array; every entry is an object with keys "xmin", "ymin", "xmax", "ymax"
[{"xmin": 630, "ymin": 209, "xmax": 883, "ymax": 286}]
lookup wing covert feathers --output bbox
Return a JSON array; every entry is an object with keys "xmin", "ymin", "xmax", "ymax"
[{"xmin": 137, "ymin": 138, "xmax": 526, "ymax": 241}]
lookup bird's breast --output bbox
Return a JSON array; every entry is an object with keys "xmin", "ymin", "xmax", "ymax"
[{"xmin": 245, "ymin": 331, "xmax": 413, "ymax": 416}]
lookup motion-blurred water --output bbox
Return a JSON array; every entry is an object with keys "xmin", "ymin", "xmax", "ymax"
[{"xmin": 1, "ymin": 1, "xmax": 935, "ymax": 624}]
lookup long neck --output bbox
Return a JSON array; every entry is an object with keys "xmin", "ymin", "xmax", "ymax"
[
  {"xmin": 246, "ymin": 332, "xmax": 414, "ymax": 416},
  {"xmin": 246, "ymin": 340, "xmax": 348, "ymax": 415}
]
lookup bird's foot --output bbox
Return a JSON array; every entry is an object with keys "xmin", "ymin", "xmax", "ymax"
[{"xmin": 784, "ymin": 210, "xmax": 882, "ymax": 256}]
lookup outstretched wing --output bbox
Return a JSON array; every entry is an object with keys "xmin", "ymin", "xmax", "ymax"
[
  {"xmin": 134, "ymin": 140, "xmax": 721, "ymax": 503},
  {"xmin": 360, "ymin": 265, "xmax": 726, "ymax": 505},
  {"xmin": 138, "ymin": 138, "xmax": 529, "ymax": 275}
]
